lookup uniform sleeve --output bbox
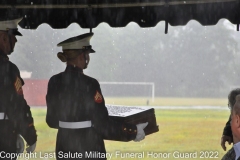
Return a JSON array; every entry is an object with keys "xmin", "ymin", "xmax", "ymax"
[
  {"xmin": 87, "ymin": 81, "xmax": 137, "ymax": 141},
  {"xmin": 1, "ymin": 65, "xmax": 37, "ymax": 145},
  {"xmin": 46, "ymin": 77, "xmax": 59, "ymax": 129},
  {"xmin": 223, "ymin": 115, "xmax": 232, "ymax": 137}
]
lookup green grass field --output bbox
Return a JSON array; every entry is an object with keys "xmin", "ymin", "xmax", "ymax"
[
  {"xmin": 105, "ymin": 97, "xmax": 228, "ymax": 106},
  {"xmin": 18, "ymin": 97, "xmax": 231, "ymax": 160}
]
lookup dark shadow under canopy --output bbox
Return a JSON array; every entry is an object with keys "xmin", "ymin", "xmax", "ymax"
[{"xmin": 0, "ymin": 0, "xmax": 239, "ymax": 31}]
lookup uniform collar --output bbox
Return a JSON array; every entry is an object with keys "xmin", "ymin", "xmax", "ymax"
[
  {"xmin": 65, "ymin": 65, "xmax": 83, "ymax": 73},
  {"xmin": 0, "ymin": 50, "xmax": 9, "ymax": 61}
]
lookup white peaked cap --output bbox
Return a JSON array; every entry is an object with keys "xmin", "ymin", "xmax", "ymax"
[
  {"xmin": 57, "ymin": 33, "xmax": 95, "ymax": 52},
  {"xmin": 0, "ymin": 17, "xmax": 23, "ymax": 36}
]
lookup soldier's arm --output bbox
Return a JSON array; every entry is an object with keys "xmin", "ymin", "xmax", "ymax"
[
  {"xmin": 87, "ymin": 81, "xmax": 137, "ymax": 141},
  {"xmin": 2, "ymin": 65, "xmax": 37, "ymax": 146},
  {"xmin": 46, "ymin": 77, "xmax": 59, "ymax": 129},
  {"xmin": 18, "ymin": 98, "xmax": 37, "ymax": 145}
]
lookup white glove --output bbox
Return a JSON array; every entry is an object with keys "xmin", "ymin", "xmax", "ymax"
[
  {"xmin": 26, "ymin": 142, "xmax": 36, "ymax": 153},
  {"xmin": 16, "ymin": 135, "xmax": 25, "ymax": 153},
  {"xmin": 134, "ymin": 122, "xmax": 148, "ymax": 142}
]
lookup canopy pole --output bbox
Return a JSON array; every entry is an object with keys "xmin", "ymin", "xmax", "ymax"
[
  {"xmin": 165, "ymin": 21, "xmax": 168, "ymax": 34},
  {"xmin": 90, "ymin": 28, "xmax": 92, "ymax": 33},
  {"xmin": 238, "ymin": 0, "xmax": 240, "ymax": 31},
  {"xmin": 165, "ymin": 0, "xmax": 169, "ymax": 34}
]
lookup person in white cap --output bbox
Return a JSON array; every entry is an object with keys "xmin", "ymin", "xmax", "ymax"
[
  {"xmin": 0, "ymin": 17, "xmax": 37, "ymax": 158},
  {"xmin": 46, "ymin": 32, "xmax": 148, "ymax": 160}
]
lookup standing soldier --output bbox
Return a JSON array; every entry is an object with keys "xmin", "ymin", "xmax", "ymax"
[
  {"xmin": 0, "ymin": 17, "xmax": 37, "ymax": 158},
  {"xmin": 46, "ymin": 33, "xmax": 148, "ymax": 160}
]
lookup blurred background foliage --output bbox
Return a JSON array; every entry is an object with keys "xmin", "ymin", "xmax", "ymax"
[{"xmin": 10, "ymin": 20, "xmax": 240, "ymax": 98}]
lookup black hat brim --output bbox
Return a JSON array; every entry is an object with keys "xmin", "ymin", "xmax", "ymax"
[
  {"xmin": 13, "ymin": 30, "xmax": 22, "ymax": 36},
  {"xmin": 8, "ymin": 29, "xmax": 22, "ymax": 36},
  {"xmin": 90, "ymin": 49, "xmax": 95, "ymax": 53}
]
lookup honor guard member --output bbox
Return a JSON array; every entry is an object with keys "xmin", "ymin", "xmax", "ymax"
[
  {"xmin": 46, "ymin": 33, "xmax": 148, "ymax": 160},
  {"xmin": 0, "ymin": 17, "xmax": 37, "ymax": 158}
]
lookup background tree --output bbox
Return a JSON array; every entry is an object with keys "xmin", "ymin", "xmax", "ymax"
[{"xmin": 10, "ymin": 20, "xmax": 240, "ymax": 98}]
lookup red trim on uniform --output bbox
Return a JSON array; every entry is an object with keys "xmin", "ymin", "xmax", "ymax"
[
  {"xmin": 94, "ymin": 90, "xmax": 103, "ymax": 103},
  {"xmin": 14, "ymin": 77, "xmax": 23, "ymax": 95}
]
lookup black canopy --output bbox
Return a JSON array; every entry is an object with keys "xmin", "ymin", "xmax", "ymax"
[{"xmin": 0, "ymin": 0, "xmax": 240, "ymax": 31}]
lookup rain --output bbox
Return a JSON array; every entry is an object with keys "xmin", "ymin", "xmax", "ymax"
[
  {"xmin": 10, "ymin": 20, "xmax": 240, "ymax": 99},
  {"xmin": 0, "ymin": 1, "xmax": 240, "ymax": 160}
]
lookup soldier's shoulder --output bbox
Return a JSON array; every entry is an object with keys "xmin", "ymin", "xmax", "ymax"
[
  {"xmin": 51, "ymin": 72, "xmax": 63, "ymax": 78},
  {"xmin": 48, "ymin": 72, "xmax": 64, "ymax": 83},
  {"xmin": 0, "ymin": 61, "xmax": 21, "ymax": 84},
  {"xmin": 7, "ymin": 61, "xmax": 20, "ymax": 72},
  {"xmin": 0, "ymin": 60, "xmax": 20, "ymax": 78},
  {"xmin": 83, "ymin": 74, "xmax": 99, "ymax": 84}
]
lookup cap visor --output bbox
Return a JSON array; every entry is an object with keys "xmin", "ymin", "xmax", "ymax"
[
  {"xmin": 90, "ymin": 49, "xmax": 95, "ymax": 53},
  {"xmin": 13, "ymin": 30, "xmax": 22, "ymax": 36}
]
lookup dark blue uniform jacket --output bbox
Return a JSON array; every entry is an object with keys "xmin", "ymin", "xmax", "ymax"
[
  {"xmin": 0, "ymin": 51, "xmax": 37, "ymax": 156},
  {"xmin": 46, "ymin": 65, "xmax": 137, "ymax": 160}
]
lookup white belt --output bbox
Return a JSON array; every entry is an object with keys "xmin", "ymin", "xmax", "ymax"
[
  {"xmin": 59, "ymin": 121, "xmax": 92, "ymax": 129},
  {"xmin": 0, "ymin": 113, "xmax": 8, "ymax": 120}
]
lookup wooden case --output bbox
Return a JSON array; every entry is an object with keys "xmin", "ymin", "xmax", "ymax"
[{"xmin": 106, "ymin": 105, "xmax": 159, "ymax": 141}]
